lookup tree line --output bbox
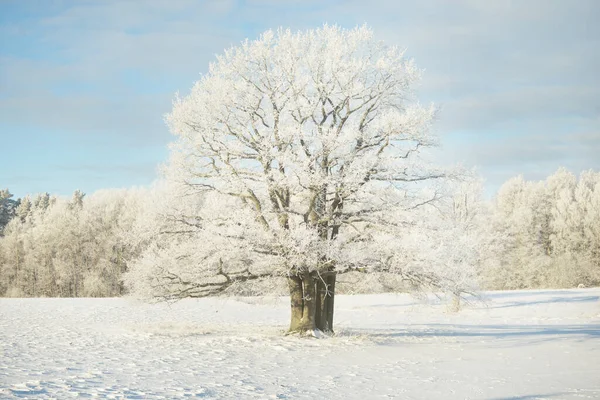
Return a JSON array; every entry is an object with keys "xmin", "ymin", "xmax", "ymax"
[
  {"xmin": 480, "ymin": 168, "xmax": 600, "ymax": 289},
  {"xmin": 1, "ymin": 167, "xmax": 598, "ymax": 298},
  {"xmin": 0, "ymin": 189, "xmax": 143, "ymax": 297}
]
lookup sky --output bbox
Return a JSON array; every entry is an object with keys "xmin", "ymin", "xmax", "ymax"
[{"xmin": 1, "ymin": 0, "xmax": 598, "ymax": 199}]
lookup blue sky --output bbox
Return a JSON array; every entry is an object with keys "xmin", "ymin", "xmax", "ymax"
[{"xmin": 1, "ymin": 0, "xmax": 598, "ymax": 199}]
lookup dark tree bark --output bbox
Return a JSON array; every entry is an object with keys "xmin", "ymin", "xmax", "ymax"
[
  {"xmin": 288, "ymin": 271, "xmax": 336, "ymax": 334},
  {"xmin": 315, "ymin": 272, "xmax": 336, "ymax": 332}
]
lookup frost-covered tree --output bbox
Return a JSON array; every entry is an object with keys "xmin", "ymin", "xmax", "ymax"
[
  {"xmin": 487, "ymin": 176, "xmax": 550, "ymax": 288},
  {"xmin": 125, "ymin": 25, "xmax": 464, "ymax": 334},
  {"xmin": 15, "ymin": 195, "xmax": 32, "ymax": 222},
  {"xmin": 394, "ymin": 179, "xmax": 491, "ymax": 310}
]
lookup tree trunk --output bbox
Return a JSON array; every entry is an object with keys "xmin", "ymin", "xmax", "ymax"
[
  {"xmin": 288, "ymin": 272, "xmax": 336, "ymax": 335},
  {"xmin": 450, "ymin": 292, "xmax": 461, "ymax": 312},
  {"xmin": 315, "ymin": 273, "xmax": 336, "ymax": 332},
  {"xmin": 288, "ymin": 275, "xmax": 306, "ymax": 332}
]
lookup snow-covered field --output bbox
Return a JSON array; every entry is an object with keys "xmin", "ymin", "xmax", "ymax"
[{"xmin": 1, "ymin": 289, "xmax": 599, "ymax": 399}]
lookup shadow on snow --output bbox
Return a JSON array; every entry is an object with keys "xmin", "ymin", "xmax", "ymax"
[
  {"xmin": 488, "ymin": 393, "xmax": 574, "ymax": 400},
  {"xmin": 486, "ymin": 295, "xmax": 599, "ymax": 309},
  {"xmin": 343, "ymin": 323, "xmax": 600, "ymax": 344}
]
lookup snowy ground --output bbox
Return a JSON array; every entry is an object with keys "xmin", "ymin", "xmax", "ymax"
[{"xmin": 1, "ymin": 289, "xmax": 599, "ymax": 399}]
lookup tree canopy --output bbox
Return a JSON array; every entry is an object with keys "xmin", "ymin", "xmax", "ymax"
[{"xmin": 124, "ymin": 25, "xmax": 460, "ymax": 334}]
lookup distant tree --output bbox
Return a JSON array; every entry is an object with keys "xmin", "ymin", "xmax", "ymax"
[
  {"xmin": 15, "ymin": 195, "xmax": 32, "ymax": 222},
  {"xmin": 33, "ymin": 192, "xmax": 51, "ymax": 213},
  {"xmin": 125, "ymin": 25, "xmax": 465, "ymax": 334},
  {"xmin": 0, "ymin": 189, "xmax": 18, "ymax": 235},
  {"xmin": 70, "ymin": 189, "xmax": 86, "ymax": 210}
]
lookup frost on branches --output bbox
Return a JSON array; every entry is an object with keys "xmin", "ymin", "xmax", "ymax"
[{"xmin": 125, "ymin": 25, "xmax": 469, "ymax": 334}]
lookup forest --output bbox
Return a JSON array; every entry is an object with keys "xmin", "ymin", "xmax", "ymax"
[{"xmin": 1, "ymin": 167, "xmax": 599, "ymax": 298}]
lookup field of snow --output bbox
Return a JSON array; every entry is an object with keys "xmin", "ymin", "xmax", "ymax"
[{"xmin": 1, "ymin": 289, "xmax": 599, "ymax": 399}]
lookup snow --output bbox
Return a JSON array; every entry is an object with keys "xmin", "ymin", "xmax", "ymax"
[{"xmin": 1, "ymin": 289, "xmax": 599, "ymax": 399}]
